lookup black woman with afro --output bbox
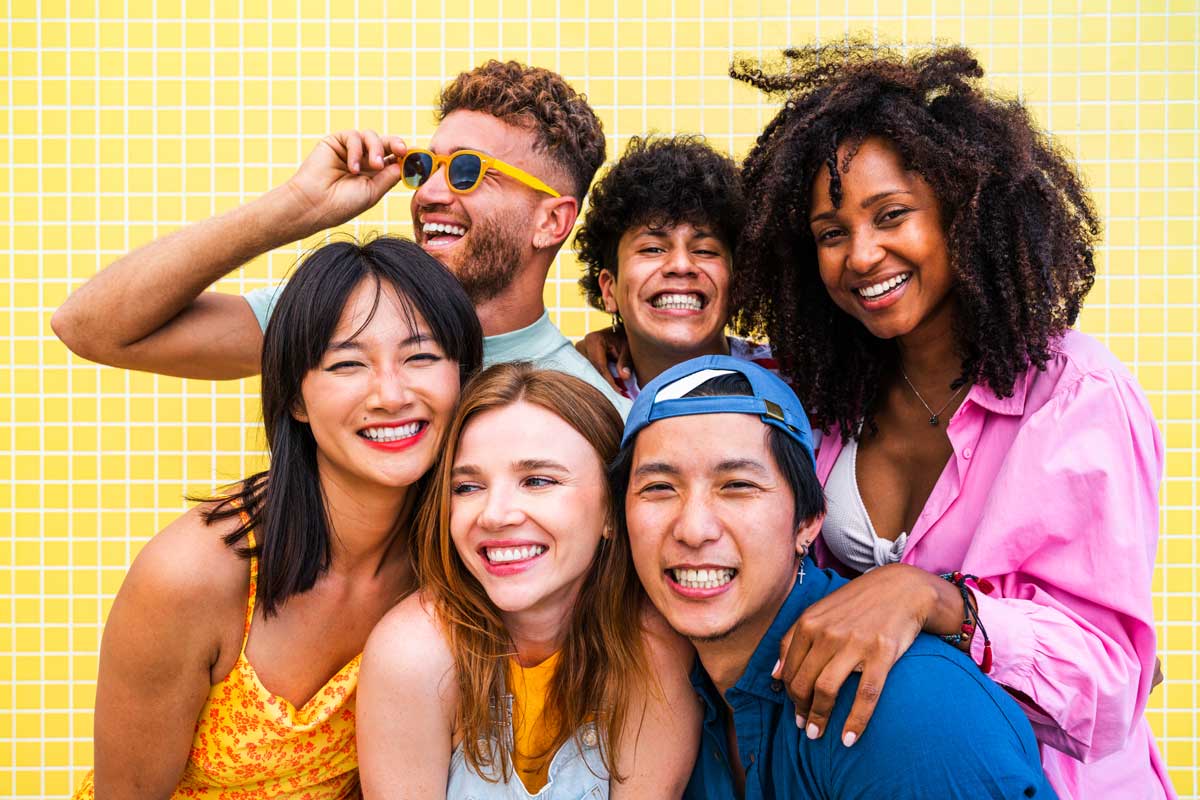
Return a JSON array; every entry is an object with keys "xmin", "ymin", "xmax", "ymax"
[
  {"xmin": 734, "ymin": 41, "xmax": 1171, "ymax": 799},
  {"xmin": 573, "ymin": 135, "xmax": 779, "ymax": 399}
]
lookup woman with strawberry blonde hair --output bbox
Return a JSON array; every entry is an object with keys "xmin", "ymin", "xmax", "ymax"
[{"xmin": 358, "ymin": 362, "xmax": 698, "ymax": 799}]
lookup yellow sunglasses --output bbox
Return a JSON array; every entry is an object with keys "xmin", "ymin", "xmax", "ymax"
[{"xmin": 401, "ymin": 149, "xmax": 561, "ymax": 197}]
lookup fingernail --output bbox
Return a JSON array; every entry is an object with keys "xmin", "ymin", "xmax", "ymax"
[
  {"xmin": 771, "ymin": 659, "xmax": 781, "ymax": 678},
  {"xmin": 806, "ymin": 723, "xmax": 820, "ymax": 740},
  {"xmin": 351, "ymin": 161, "xmax": 359, "ymax": 171},
  {"xmin": 795, "ymin": 714, "xmax": 805, "ymax": 729},
  {"xmin": 842, "ymin": 731, "xmax": 857, "ymax": 747}
]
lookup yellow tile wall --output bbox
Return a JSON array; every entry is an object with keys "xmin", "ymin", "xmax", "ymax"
[{"xmin": 3, "ymin": 1, "xmax": 1198, "ymax": 797}]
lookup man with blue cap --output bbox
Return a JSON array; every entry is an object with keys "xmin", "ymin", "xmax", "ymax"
[{"xmin": 611, "ymin": 355, "xmax": 1055, "ymax": 799}]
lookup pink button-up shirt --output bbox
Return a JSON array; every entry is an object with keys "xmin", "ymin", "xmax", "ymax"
[{"xmin": 812, "ymin": 330, "xmax": 1174, "ymax": 800}]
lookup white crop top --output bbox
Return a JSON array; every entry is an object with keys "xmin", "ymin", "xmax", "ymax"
[{"xmin": 820, "ymin": 436, "xmax": 907, "ymax": 573}]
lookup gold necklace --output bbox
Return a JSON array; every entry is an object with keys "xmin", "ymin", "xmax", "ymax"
[{"xmin": 899, "ymin": 368, "xmax": 968, "ymax": 426}]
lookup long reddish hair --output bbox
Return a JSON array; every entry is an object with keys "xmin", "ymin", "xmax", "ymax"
[{"xmin": 417, "ymin": 362, "xmax": 648, "ymax": 783}]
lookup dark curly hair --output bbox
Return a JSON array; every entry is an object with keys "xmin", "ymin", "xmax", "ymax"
[
  {"xmin": 438, "ymin": 60, "xmax": 606, "ymax": 200},
  {"xmin": 730, "ymin": 40, "xmax": 1099, "ymax": 437},
  {"xmin": 575, "ymin": 135, "xmax": 744, "ymax": 312}
]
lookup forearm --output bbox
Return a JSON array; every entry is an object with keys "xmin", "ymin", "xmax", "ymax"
[{"xmin": 52, "ymin": 183, "xmax": 312, "ymax": 363}]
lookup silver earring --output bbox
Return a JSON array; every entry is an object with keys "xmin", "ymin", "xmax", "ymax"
[
  {"xmin": 797, "ymin": 541, "xmax": 809, "ymax": 583},
  {"xmin": 610, "ymin": 311, "xmax": 623, "ymax": 333}
]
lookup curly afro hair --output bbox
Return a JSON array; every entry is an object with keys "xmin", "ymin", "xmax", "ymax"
[
  {"xmin": 438, "ymin": 60, "xmax": 605, "ymax": 200},
  {"xmin": 576, "ymin": 135, "xmax": 744, "ymax": 312},
  {"xmin": 730, "ymin": 40, "xmax": 1099, "ymax": 438}
]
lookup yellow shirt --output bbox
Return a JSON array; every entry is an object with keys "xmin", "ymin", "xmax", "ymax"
[
  {"xmin": 508, "ymin": 651, "xmax": 563, "ymax": 794},
  {"xmin": 75, "ymin": 531, "xmax": 361, "ymax": 799}
]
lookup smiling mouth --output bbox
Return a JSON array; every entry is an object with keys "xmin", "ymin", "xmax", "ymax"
[
  {"xmin": 485, "ymin": 545, "xmax": 547, "ymax": 565},
  {"xmin": 421, "ymin": 221, "xmax": 468, "ymax": 247},
  {"xmin": 651, "ymin": 292, "xmax": 705, "ymax": 311},
  {"xmin": 856, "ymin": 273, "xmax": 910, "ymax": 299},
  {"xmin": 669, "ymin": 567, "xmax": 736, "ymax": 589},
  {"xmin": 359, "ymin": 421, "xmax": 425, "ymax": 442}
]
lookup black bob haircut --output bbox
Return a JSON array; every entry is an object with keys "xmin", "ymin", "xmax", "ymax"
[
  {"xmin": 609, "ymin": 372, "xmax": 825, "ymax": 535},
  {"xmin": 204, "ymin": 236, "xmax": 483, "ymax": 615},
  {"xmin": 576, "ymin": 135, "xmax": 745, "ymax": 312}
]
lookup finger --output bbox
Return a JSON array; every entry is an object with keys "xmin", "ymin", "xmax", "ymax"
[
  {"xmin": 781, "ymin": 629, "xmax": 821, "ymax": 722},
  {"xmin": 344, "ymin": 131, "xmax": 365, "ymax": 174},
  {"xmin": 615, "ymin": 337, "xmax": 633, "ymax": 378},
  {"xmin": 362, "ymin": 129, "xmax": 385, "ymax": 170},
  {"xmin": 366, "ymin": 161, "xmax": 404, "ymax": 198},
  {"xmin": 838, "ymin": 660, "xmax": 890, "ymax": 747},
  {"xmin": 803, "ymin": 652, "xmax": 864, "ymax": 741},
  {"xmin": 383, "ymin": 135, "xmax": 408, "ymax": 162}
]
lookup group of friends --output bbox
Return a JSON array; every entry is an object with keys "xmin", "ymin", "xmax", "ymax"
[{"xmin": 51, "ymin": 41, "xmax": 1173, "ymax": 799}]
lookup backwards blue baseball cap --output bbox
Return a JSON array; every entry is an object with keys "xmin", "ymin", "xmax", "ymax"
[{"xmin": 621, "ymin": 355, "xmax": 816, "ymax": 467}]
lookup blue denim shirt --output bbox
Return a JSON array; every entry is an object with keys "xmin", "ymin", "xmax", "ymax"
[{"xmin": 684, "ymin": 558, "xmax": 1057, "ymax": 800}]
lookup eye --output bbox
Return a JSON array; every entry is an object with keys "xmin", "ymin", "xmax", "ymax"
[
  {"xmin": 406, "ymin": 352, "xmax": 443, "ymax": 365},
  {"xmin": 638, "ymin": 245, "xmax": 666, "ymax": 255},
  {"xmin": 723, "ymin": 480, "xmax": 760, "ymax": 492},
  {"xmin": 637, "ymin": 481, "xmax": 674, "ymax": 495},
  {"xmin": 325, "ymin": 360, "xmax": 364, "ymax": 371},
  {"xmin": 523, "ymin": 475, "xmax": 560, "ymax": 489},
  {"xmin": 878, "ymin": 207, "xmax": 911, "ymax": 225},
  {"xmin": 451, "ymin": 481, "xmax": 483, "ymax": 496},
  {"xmin": 814, "ymin": 226, "xmax": 844, "ymax": 244}
]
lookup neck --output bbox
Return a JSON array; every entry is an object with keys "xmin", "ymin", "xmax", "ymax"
[
  {"xmin": 316, "ymin": 470, "xmax": 413, "ymax": 576},
  {"xmin": 697, "ymin": 573, "xmax": 796, "ymax": 697},
  {"xmin": 472, "ymin": 254, "xmax": 554, "ymax": 337},
  {"xmin": 627, "ymin": 333, "xmax": 730, "ymax": 388},
  {"xmin": 502, "ymin": 585, "xmax": 580, "ymax": 668},
  {"xmin": 895, "ymin": 298, "xmax": 963, "ymax": 390}
]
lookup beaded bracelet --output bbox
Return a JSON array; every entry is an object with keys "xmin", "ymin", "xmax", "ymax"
[{"xmin": 939, "ymin": 571, "xmax": 994, "ymax": 674}]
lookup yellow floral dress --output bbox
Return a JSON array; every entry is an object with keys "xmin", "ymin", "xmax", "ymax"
[{"xmin": 75, "ymin": 531, "xmax": 361, "ymax": 799}]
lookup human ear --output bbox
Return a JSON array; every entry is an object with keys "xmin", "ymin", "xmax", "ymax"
[
  {"xmin": 795, "ymin": 512, "xmax": 825, "ymax": 557},
  {"xmin": 531, "ymin": 195, "xmax": 579, "ymax": 250},
  {"xmin": 291, "ymin": 398, "xmax": 308, "ymax": 424},
  {"xmin": 597, "ymin": 269, "xmax": 620, "ymax": 314}
]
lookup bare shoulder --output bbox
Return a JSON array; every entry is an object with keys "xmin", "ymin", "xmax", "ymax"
[
  {"xmin": 638, "ymin": 601, "xmax": 695, "ymax": 665},
  {"xmin": 363, "ymin": 591, "xmax": 456, "ymax": 686},
  {"xmin": 122, "ymin": 504, "xmax": 249, "ymax": 620}
]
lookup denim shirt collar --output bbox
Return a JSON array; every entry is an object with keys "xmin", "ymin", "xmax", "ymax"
[{"xmin": 690, "ymin": 556, "xmax": 834, "ymax": 714}]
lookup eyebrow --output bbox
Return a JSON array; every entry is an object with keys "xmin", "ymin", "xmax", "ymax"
[
  {"xmin": 450, "ymin": 458, "xmax": 570, "ymax": 478},
  {"xmin": 633, "ymin": 461, "xmax": 681, "ymax": 478},
  {"xmin": 714, "ymin": 458, "xmax": 772, "ymax": 475},
  {"xmin": 810, "ymin": 189, "xmax": 914, "ymax": 223},
  {"xmin": 326, "ymin": 332, "xmax": 432, "ymax": 353}
]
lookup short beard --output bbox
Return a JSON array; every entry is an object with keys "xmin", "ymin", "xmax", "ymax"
[
  {"xmin": 687, "ymin": 625, "xmax": 739, "ymax": 644},
  {"xmin": 453, "ymin": 213, "xmax": 525, "ymax": 304}
]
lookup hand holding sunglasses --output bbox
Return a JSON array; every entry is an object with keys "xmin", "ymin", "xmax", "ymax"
[{"xmin": 278, "ymin": 129, "xmax": 409, "ymax": 239}]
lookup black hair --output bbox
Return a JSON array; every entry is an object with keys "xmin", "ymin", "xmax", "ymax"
[
  {"xmin": 575, "ymin": 135, "xmax": 744, "ymax": 312},
  {"xmin": 730, "ymin": 41, "xmax": 1099, "ymax": 437},
  {"xmin": 203, "ymin": 236, "xmax": 483, "ymax": 615},
  {"xmin": 609, "ymin": 373, "xmax": 825, "ymax": 532}
]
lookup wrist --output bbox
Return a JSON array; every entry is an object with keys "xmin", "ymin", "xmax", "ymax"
[
  {"xmin": 924, "ymin": 569, "xmax": 970, "ymax": 637},
  {"xmin": 254, "ymin": 183, "xmax": 322, "ymax": 244}
]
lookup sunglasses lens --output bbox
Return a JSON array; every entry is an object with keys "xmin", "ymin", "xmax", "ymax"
[
  {"xmin": 402, "ymin": 152, "xmax": 433, "ymax": 189},
  {"xmin": 448, "ymin": 153, "xmax": 483, "ymax": 192}
]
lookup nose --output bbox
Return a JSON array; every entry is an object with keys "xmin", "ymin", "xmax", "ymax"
[
  {"xmin": 672, "ymin": 492, "xmax": 723, "ymax": 549},
  {"xmin": 477, "ymin": 483, "xmax": 525, "ymax": 531},
  {"xmin": 367, "ymin": 364, "xmax": 415, "ymax": 412},
  {"xmin": 413, "ymin": 160, "xmax": 454, "ymax": 207},
  {"xmin": 663, "ymin": 246, "xmax": 699, "ymax": 277},
  {"xmin": 845, "ymin": 228, "xmax": 885, "ymax": 274}
]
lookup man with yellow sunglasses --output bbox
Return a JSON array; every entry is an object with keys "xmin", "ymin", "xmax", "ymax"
[{"xmin": 52, "ymin": 61, "xmax": 632, "ymax": 415}]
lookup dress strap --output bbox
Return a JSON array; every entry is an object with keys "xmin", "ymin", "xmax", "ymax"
[{"xmin": 239, "ymin": 513, "xmax": 259, "ymax": 652}]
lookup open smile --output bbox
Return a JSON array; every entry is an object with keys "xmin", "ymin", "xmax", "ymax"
[
  {"xmin": 358, "ymin": 420, "xmax": 429, "ymax": 451},
  {"xmin": 479, "ymin": 542, "xmax": 548, "ymax": 576},
  {"xmin": 665, "ymin": 566, "xmax": 737, "ymax": 598},
  {"xmin": 419, "ymin": 218, "xmax": 469, "ymax": 249},
  {"xmin": 649, "ymin": 291, "xmax": 706, "ymax": 314}
]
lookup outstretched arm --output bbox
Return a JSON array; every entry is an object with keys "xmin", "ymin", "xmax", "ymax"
[{"xmin": 52, "ymin": 130, "xmax": 407, "ymax": 379}]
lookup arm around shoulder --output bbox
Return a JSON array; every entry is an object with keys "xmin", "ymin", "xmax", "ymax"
[
  {"xmin": 358, "ymin": 593, "xmax": 459, "ymax": 800},
  {"xmin": 90, "ymin": 507, "xmax": 246, "ymax": 800}
]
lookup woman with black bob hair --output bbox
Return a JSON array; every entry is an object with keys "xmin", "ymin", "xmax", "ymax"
[
  {"xmin": 74, "ymin": 236, "xmax": 482, "ymax": 799},
  {"xmin": 733, "ymin": 41, "xmax": 1171, "ymax": 799}
]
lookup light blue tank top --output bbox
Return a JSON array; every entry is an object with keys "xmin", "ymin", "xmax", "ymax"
[{"xmin": 446, "ymin": 693, "xmax": 608, "ymax": 800}]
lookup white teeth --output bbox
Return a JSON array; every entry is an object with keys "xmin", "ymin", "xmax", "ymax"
[
  {"xmin": 857, "ymin": 273, "xmax": 910, "ymax": 298},
  {"xmin": 672, "ymin": 567, "xmax": 735, "ymax": 589},
  {"xmin": 422, "ymin": 222, "xmax": 467, "ymax": 237},
  {"xmin": 361, "ymin": 422, "xmax": 422, "ymax": 442},
  {"xmin": 486, "ymin": 545, "xmax": 547, "ymax": 564},
  {"xmin": 652, "ymin": 293, "xmax": 703, "ymax": 311}
]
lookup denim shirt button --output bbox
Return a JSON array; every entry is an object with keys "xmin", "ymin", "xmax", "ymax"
[
  {"xmin": 582, "ymin": 727, "xmax": 598, "ymax": 748},
  {"xmin": 770, "ymin": 679, "xmax": 783, "ymax": 693}
]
